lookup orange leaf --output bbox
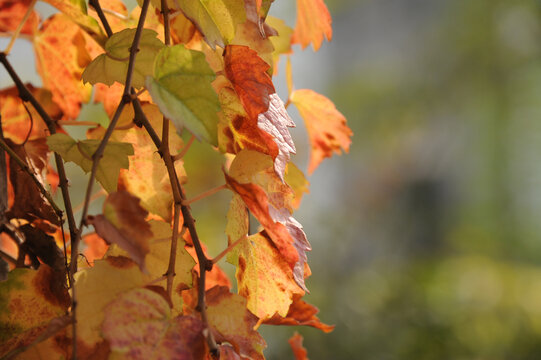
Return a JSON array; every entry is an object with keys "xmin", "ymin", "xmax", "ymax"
[
  {"xmin": 206, "ymin": 286, "xmax": 266, "ymax": 359},
  {"xmin": 87, "ymin": 191, "xmax": 152, "ymax": 271},
  {"xmin": 292, "ymin": 0, "xmax": 332, "ymax": 51},
  {"xmin": 33, "ymin": 14, "xmax": 92, "ymax": 119},
  {"xmin": 88, "ymin": 0, "xmax": 129, "ymax": 34},
  {"xmin": 82, "ymin": 232, "xmax": 109, "ymax": 266},
  {"xmin": 290, "ymin": 89, "xmax": 352, "ymax": 174},
  {"xmin": 224, "ymin": 45, "xmax": 275, "ymax": 119},
  {"xmin": 0, "ymin": 86, "xmax": 61, "ymax": 144},
  {"xmin": 0, "ymin": 0, "xmax": 40, "ymax": 36},
  {"xmin": 265, "ymin": 294, "xmax": 334, "ymax": 332},
  {"xmin": 288, "ymin": 332, "xmax": 309, "ymax": 360}
]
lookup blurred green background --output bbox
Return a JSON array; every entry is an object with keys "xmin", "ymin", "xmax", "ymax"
[{"xmin": 5, "ymin": 0, "xmax": 541, "ymax": 358}]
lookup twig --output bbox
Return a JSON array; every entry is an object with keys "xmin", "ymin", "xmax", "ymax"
[
  {"xmin": 0, "ymin": 249, "xmax": 17, "ymax": 265},
  {"xmin": 3, "ymin": 0, "xmax": 37, "ymax": 55},
  {"xmin": 0, "ymin": 123, "xmax": 8, "ymax": 217},
  {"xmin": 0, "ymin": 137, "xmax": 63, "ymax": 217},
  {"xmin": 0, "ymin": 52, "xmax": 78, "ymax": 271},
  {"xmin": 102, "ymin": 8, "xmax": 129, "ymax": 21},
  {"xmin": 71, "ymin": 189, "xmax": 106, "ymax": 215},
  {"xmin": 182, "ymin": 184, "xmax": 227, "ymax": 206},
  {"xmin": 69, "ymin": 1, "xmax": 151, "ymax": 357},
  {"xmin": 211, "ymin": 235, "xmax": 246, "ymax": 264},
  {"xmin": 56, "ymin": 120, "xmax": 101, "ymax": 126},
  {"xmin": 172, "ymin": 134, "xmax": 195, "ymax": 161},
  {"xmin": 89, "ymin": 0, "xmax": 113, "ymax": 37}
]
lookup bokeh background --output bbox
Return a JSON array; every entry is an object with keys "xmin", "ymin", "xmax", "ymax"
[{"xmin": 5, "ymin": 0, "xmax": 541, "ymax": 358}]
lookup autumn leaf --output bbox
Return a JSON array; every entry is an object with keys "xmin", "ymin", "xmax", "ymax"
[
  {"xmin": 5, "ymin": 138, "xmax": 60, "ymax": 225},
  {"xmin": 0, "ymin": 0, "xmax": 40, "ymax": 36},
  {"xmin": 82, "ymin": 232, "xmax": 108, "ymax": 265},
  {"xmin": 33, "ymin": 14, "xmax": 93, "ymax": 119},
  {"xmin": 228, "ymin": 231, "xmax": 304, "ymax": 321},
  {"xmin": 224, "ymin": 45, "xmax": 275, "ymax": 119},
  {"xmin": 82, "ymin": 28, "xmax": 164, "ymax": 89},
  {"xmin": 231, "ymin": 20, "xmax": 275, "ymax": 72},
  {"xmin": 226, "ymin": 150, "xmax": 311, "ymax": 291},
  {"xmin": 88, "ymin": 0, "xmax": 130, "ymax": 34},
  {"xmin": 169, "ymin": 10, "xmax": 198, "ymax": 45},
  {"xmin": 46, "ymin": 133, "xmax": 133, "ymax": 193},
  {"xmin": 292, "ymin": 0, "xmax": 332, "ymax": 51},
  {"xmin": 87, "ymin": 191, "xmax": 152, "ymax": 271},
  {"xmin": 146, "ymin": 44, "xmax": 220, "ymax": 145},
  {"xmin": 88, "ymin": 103, "xmax": 186, "ymax": 221},
  {"xmin": 206, "ymin": 286, "xmax": 266, "ymax": 359},
  {"xmin": 178, "ymin": 0, "xmax": 246, "ymax": 49},
  {"xmin": 74, "ymin": 256, "xmax": 146, "ymax": 354},
  {"xmin": 288, "ymin": 332, "xmax": 309, "ymax": 360},
  {"xmin": 290, "ymin": 89, "xmax": 352, "ymax": 174},
  {"xmin": 41, "ymin": 0, "xmax": 106, "ymax": 44},
  {"xmin": 0, "ymin": 265, "xmax": 69, "ymax": 357},
  {"xmin": 266, "ymin": 16, "xmax": 293, "ymax": 70},
  {"xmin": 93, "ymin": 82, "xmax": 153, "ymax": 118},
  {"xmin": 264, "ymin": 294, "xmax": 334, "ymax": 332},
  {"xmin": 284, "ymin": 162, "xmax": 309, "ymax": 209},
  {"xmin": 102, "ymin": 287, "xmax": 207, "ymax": 359}
]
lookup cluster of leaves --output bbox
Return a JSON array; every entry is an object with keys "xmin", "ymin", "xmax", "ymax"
[{"xmin": 0, "ymin": 0, "xmax": 352, "ymax": 358}]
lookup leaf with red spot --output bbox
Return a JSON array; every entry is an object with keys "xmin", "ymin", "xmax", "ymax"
[
  {"xmin": 264, "ymin": 294, "xmax": 334, "ymax": 332},
  {"xmin": 292, "ymin": 0, "xmax": 332, "ymax": 51},
  {"xmin": 0, "ymin": 0, "xmax": 40, "ymax": 37},
  {"xmin": 102, "ymin": 287, "xmax": 207, "ymax": 359},
  {"xmin": 290, "ymin": 89, "xmax": 352, "ymax": 174},
  {"xmin": 87, "ymin": 191, "xmax": 152, "ymax": 271},
  {"xmin": 288, "ymin": 332, "xmax": 309, "ymax": 360},
  {"xmin": 0, "ymin": 265, "xmax": 69, "ymax": 357},
  {"xmin": 206, "ymin": 286, "xmax": 266, "ymax": 359},
  {"xmin": 33, "ymin": 14, "xmax": 93, "ymax": 119},
  {"xmin": 224, "ymin": 45, "xmax": 275, "ymax": 120}
]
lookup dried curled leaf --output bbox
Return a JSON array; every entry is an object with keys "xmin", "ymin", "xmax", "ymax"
[{"xmin": 264, "ymin": 294, "xmax": 334, "ymax": 332}]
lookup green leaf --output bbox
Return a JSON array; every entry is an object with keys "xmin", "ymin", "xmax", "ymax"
[
  {"xmin": 47, "ymin": 133, "xmax": 134, "ymax": 193},
  {"xmin": 178, "ymin": 0, "xmax": 246, "ymax": 49},
  {"xmin": 41, "ymin": 0, "xmax": 106, "ymax": 44},
  {"xmin": 82, "ymin": 29, "xmax": 164, "ymax": 88},
  {"xmin": 146, "ymin": 44, "xmax": 220, "ymax": 145}
]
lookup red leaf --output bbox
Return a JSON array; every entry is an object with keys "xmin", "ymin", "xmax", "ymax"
[
  {"xmin": 224, "ymin": 45, "xmax": 275, "ymax": 119},
  {"xmin": 265, "ymin": 294, "xmax": 334, "ymax": 332}
]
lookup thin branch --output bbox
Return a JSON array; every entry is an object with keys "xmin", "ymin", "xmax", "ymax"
[
  {"xmin": 89, "ymin": 0, "xmax": 113, "ymax": 37},
  {"xmin": 102, "ymin": 8, "xmax": 129, "ymax": 21},
  {"xmin": 161, "ymin": 0, "xmax": 171, "ymax": 47},
  {"xmin": 72, "ymin": 189, "xmax": 106, "ymax": 215},
  {"xmin": 3, "ymin": 0, "xmax": 37, "ymax": 55},
  {"xmin": 172, "ymin": 134, "xmax": 195, "ymax": 161},
  {"xmin": 182, "ymin": 184, "xmax": 227, "ymax": 206},
  {"xmin": 69, "ymin": 1, "xmax": 151, "ymax": 357},
  {"xmin": 211, "ymin": 235, "xmax": 246, "ymax": 264},
  {"xmin": 0, "ymin": 52, "xmax": 78, "ymax": 271},
  {"xmin": 0, "ymin": 249, "xmax": 17, "ymax": 265},
  {"xmin": 0, "ymin": 137, "xmax": 63, "ymax": 217},
  {"xmin": 0, "ymin": 123, "xmax": 8, "ymax": 217},
  {"xmin": 56, "ymin": 120, "xmax": 101, "ymax": 126}
]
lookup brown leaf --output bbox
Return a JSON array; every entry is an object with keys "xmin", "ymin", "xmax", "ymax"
[
  {"xmin": 19, "ymin": 224, "xmax": 65, "ymax": 274},
  {"xmin": 264, "ymin": 294, "xmax": 334, "ymax": 332},
  {"xmin": 87, "ymin": 191, "xmax": 152, "ymax": 271},
  {"xmin": 288, "ymin": 332, "xmax": 309, "ymax": 360},
  {"xmin": 224, "ymin": 45, "xmax": 275, "ymax": 119},
  {"xmin": 0, "ymin": 0, "xmax": 40, "ymax": 37},
  {"xmin": 6, "ymin": 138, "xmax": 59, "ymax": 225}
]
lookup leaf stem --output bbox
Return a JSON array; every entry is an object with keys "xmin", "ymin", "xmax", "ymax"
[
  {"xmin": 172, "ymin": 134, "xmax": 195, "ymax": 161},
  {"xmin": 182, "ymin": 184, "xmax": 227, "ymax": 206},
  {"xmin": 211, "ymin": 235, "xmax": 246, "ymax": 264},
  {"xmin": 3, "ymin": 0, "xmax": 37, "ymax": 55}
]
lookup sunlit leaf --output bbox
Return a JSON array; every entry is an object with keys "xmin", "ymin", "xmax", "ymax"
[
  {"xmin": 229, "ymin": 232, "xmax": 304, "ymax": 321},
  {"xmin": 288, "ymin": 332, "xmax": 308, "ymax": 360},
  {"xmin": 264, "ymin": 294, "xmax": 334, "ymax": 332},
  {"xmin": 266, "ymin": 16, "xmax": 293, "ymax": 71},
  {"xmin": 0, "ymin": 0, "xmax": 40, "ymax": 36},
  {"xmin": 146, "ymin": 44, "xmax": 220, "ymax": 145},
  {"xmin": 290, "ymin": 89, "xmax": 352, "ymax": 174},
  {"xmin": 178, "ymin": 0, "xmax": 246, "ymax": 49},
  {"xmin": 82, "ymin": 28, "xmax": 164, "ymax": 88},
  {"xmin": 0, "ymin": 266, "xmax": 69, "ymax": 357},
  {"xmin": 33, "ymin": 14, "xmax": 93, "ymax": 119},
  {"xmin": 292, "ymin": 0, "xmax": 332, "ymax": 51},
  {"xmin": 41, "ymin": 0, "xmax": 106, "ymax": 43},
  {"xmin": 46, "ymin": 133, "xmax": 133, "ymax": 193},
  {"xmin": 102, "ymin": 287, "xmax": 207, "ymax": 359},
  {"xmin": 206, "ymin": 286, "xmax": 266, "ymax": 359},
  {"xmin": 284, "ymin": 162, "xmax": 309, "ymax": 209}
]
